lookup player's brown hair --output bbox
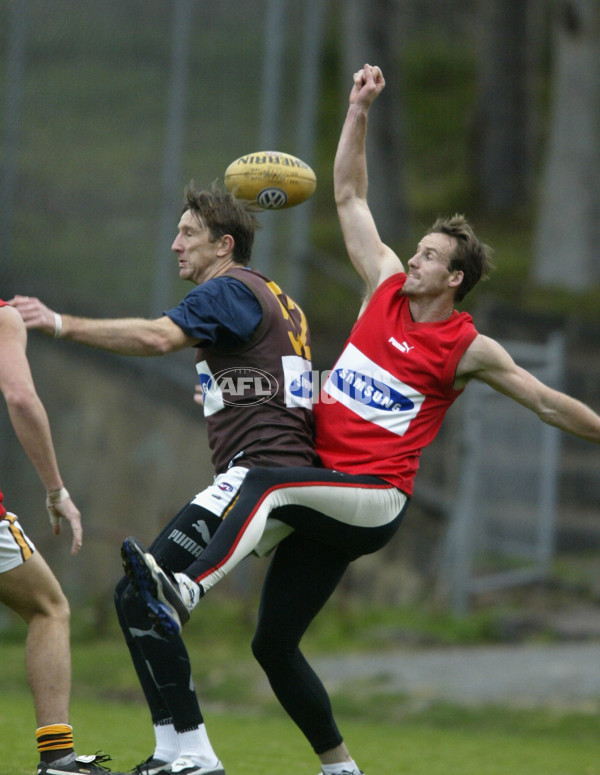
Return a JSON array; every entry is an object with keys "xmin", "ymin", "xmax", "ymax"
[
  {"xmin": 427, "ymin": 214, "xmax": 493, "ymax": 302},
  {"xmin": 182, "ymin": 181, "xmax": 261, "ymax": 266}
]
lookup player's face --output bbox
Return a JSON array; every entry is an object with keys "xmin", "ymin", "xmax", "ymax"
[
  {"xmin": 171, "ymin": 210, "xmax": 223, "ymax": 284},
  {"xmin": 403, "ymin": 232, "xmax": 458, "ymax": 298}
]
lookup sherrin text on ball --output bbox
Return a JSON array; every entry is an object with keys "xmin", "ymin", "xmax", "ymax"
[{"xmin": 224, "ymin": 151, "xmax": 317, "ymax": 209}]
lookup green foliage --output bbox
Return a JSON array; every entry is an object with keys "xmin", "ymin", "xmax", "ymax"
[{"xmin": 402, "ymin": 37, "xmax": 478, "ymax": 215}]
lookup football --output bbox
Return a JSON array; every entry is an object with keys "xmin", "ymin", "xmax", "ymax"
[{"xmin": 224, "ymin": 151, "xmax": 317, "ymax": 209}]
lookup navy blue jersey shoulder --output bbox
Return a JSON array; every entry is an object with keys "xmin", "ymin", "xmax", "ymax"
[{"xmin": 165, "ymin": 275, "xmax": 263, "ymax": 348}]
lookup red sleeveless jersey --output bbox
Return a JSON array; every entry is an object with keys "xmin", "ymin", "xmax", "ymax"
[
  {"xmin": 314, "ymin": 273, "xmax": 478, "ymax": 495},
  {"xmin": 0, "ymin": 299, "xmax": 8, "ymax": 516}
]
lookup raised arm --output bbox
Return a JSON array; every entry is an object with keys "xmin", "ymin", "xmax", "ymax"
[
  {"xmin": 334, "ymin": 64, "xmax": 403, "ymax": 305},
  {"xmin": 11, "ymin": 295, "xmax": 194, "ymax": 355},
  {"xmin": 456, "ymin": 334, "xmax": 600, "ymax": 443},
  {"xmin": 0, "ymin": 305, "xmax": 82, "ymax": 552}
]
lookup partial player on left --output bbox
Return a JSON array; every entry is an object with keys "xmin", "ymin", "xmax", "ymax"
[{"xmin": 0, "ymin": 299, "xmax": 123, "ymax": 775}]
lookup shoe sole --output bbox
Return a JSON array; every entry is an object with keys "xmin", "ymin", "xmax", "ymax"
[{"xmin": 121, "ymin": 538, "xmax": 183, "ymax": 638}]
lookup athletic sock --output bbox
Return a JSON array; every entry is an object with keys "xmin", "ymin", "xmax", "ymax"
[
  {"xmin": 153, "ymin": 720, "xmax": 179, "ymax": 762},
  {"xmin": 321, "ymin": 761, "xmax": 361, "ymax": 775},
  {"xmin": 176, "ymin": 724, "xmax": 219, "ymax": 766},
  {"xmin": 36, "ymin": 724, "xmax": 75, "ymax": 764}
]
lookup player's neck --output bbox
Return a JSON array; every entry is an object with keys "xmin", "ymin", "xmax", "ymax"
[{"xmin": 408, "ymin": 296, "xmax": 454, "ymax": 323}]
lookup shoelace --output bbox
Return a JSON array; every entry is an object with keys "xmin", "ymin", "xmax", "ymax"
[{"xmin": 79, "ymin": 753, "xmax": 114, "ymax": 772}]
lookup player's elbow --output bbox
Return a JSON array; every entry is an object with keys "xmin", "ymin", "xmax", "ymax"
[
  {"xmin": 143, "ymin": 331, "xmax": 176, "ymax": 356},
  {"xmin": 334, "ymin": 181, "xmax": 359, "ymax": 209},
  {"xmin": 536, "ymin": 402, "xmax": 563, "ymax": 431}
]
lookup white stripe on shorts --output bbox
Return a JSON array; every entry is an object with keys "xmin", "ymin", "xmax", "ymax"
[
  {"xmin": 199, "ymin": 480, "xmax": 406, "ymax": 594},
  {"xmin": 190, "ymin": 466, "xmax": 293, "ymax": 557}
]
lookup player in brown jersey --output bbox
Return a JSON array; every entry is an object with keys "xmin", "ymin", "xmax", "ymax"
[{"xmin": 12, "ymin": 182, "xmax": 318, "ymax": 775}]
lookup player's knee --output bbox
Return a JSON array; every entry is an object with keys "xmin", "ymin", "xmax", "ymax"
[
  {"xmin": 252, "ymin": 626, "xmax": 288, "ymax": 667},
  {"xmin": 51, "ymin": 588, "xmax": 70, "ymax": 620},
  {"xmin": 251, "ymin": 628, "xmax": 270, "ymax": 665},
  {"xmin": 32, "ymin": 587, "xmax": 70, "ymax": 625}
]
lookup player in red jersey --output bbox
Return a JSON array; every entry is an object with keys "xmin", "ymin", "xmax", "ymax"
[
  {"xmin": 0, "ymin": 301, "xmax": 120, "ymax": 775},
  {"xmin": 118, "ymin": 64, "xmax": 600, "ymax": 775}
]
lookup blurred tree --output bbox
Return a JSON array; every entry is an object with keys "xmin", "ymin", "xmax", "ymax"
[
  {"xmin": 471, "ymin": 0, "xmax": 543, "ymax": 213},
  {"xmin": 341, "ymin": 0, "xmax": 409, "ymax": 245},
  {"xmin": 532, "ymin": 0, "xmax": 600, "ymax": 289}
]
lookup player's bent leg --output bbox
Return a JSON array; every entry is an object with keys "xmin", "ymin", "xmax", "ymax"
[
  {"xmin": 252, "ymin": 533, "xmax": 350, "ymax": 754},
  {"xmin": 115, "ymin": 576, "xmax": 177, "ymax": 724},
  {"xmin": 0, "ymin": 552, "xmax": 71, "ymax": 726},
  {"xmin": 116, "ymin": 500, "xmax": 228, "ymax": 772},
  {"xmin": 121, "ymin": 488, "xmax": 243, "ymax": 638},
  {"xmin": 186, "ymin": 466, "xmax": 408, "ymax": 596}
]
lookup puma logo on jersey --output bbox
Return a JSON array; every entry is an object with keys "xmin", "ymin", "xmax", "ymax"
[
  {"xmin": 191, "ymin": 520, "xmax": 212, "ymax": 544},
  {"xmin": 389, "ymin": 336, "xmax": 414, "ymax": 353}
]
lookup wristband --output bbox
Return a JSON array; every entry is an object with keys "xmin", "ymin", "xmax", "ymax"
[
  {"xmin": 53, "ymin": 312, "xmax": 63, "ymax": 338},
  {"xmin": 46, "ymin": 486, "xmax": 70, "ymax": 506}
]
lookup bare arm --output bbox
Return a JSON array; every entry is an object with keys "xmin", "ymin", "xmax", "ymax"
[
  {"xmin": 11, "ymin": 295, "xmax": 194, "ymax": 355},
  {"xmin": 0, "ymin": 306, "xmax": 82, "ymax": 552},
  {"xmin": 334, "ymin": 64, "xmax": 403, "ymax": 306},
  {"xmin": 456, "ymin": 334, "xmax": 600, "ymax": 443}
]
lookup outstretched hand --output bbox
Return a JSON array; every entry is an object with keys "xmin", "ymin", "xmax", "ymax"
[
  {"xmin": 349, "ymin": 63, "xmax": 386, "ymax": 108},
  {"xmin": 10, "ymin": 295, "xmax": 59, "ymax": 336},
  {"xmin": 46, "ymin": 489, "xmax": 83, "ymax": 555}
]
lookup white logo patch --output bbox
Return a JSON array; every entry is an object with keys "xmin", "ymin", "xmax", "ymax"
[{"xmin": 322, "ymin": 343, "xmax": 425, "ymax": 437}]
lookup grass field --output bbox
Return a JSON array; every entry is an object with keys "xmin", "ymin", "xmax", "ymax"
[
  {"xmin": 3, "ymin": 613, "xmax": 600, "ymax": 775},
  {"xmin": 5, "ymin": 686, "xmax": 600, "ymax": 775}
]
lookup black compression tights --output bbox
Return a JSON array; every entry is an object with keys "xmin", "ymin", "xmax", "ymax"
[{"xmin": 252, "ymin": 531, "xmax": 352, "ymax": 754}]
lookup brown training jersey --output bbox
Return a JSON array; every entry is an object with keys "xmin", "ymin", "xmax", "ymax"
[{"xmin": 195, "ymin": 267, "xmax": 318, "ymax": 474}]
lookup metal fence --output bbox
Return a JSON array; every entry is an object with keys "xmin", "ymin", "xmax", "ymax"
[{"xmin": 440, "ymin": 333, "xmax": 565, "ymax": 613}]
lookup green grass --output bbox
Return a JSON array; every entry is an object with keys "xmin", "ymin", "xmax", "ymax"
[
  {"xmin": 4, "ymin": 684, "xmax": 600, "ymax": 775},
  {"xmin": 3, "ymin": 600, "xmax": 600, "ymax": 775}
]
